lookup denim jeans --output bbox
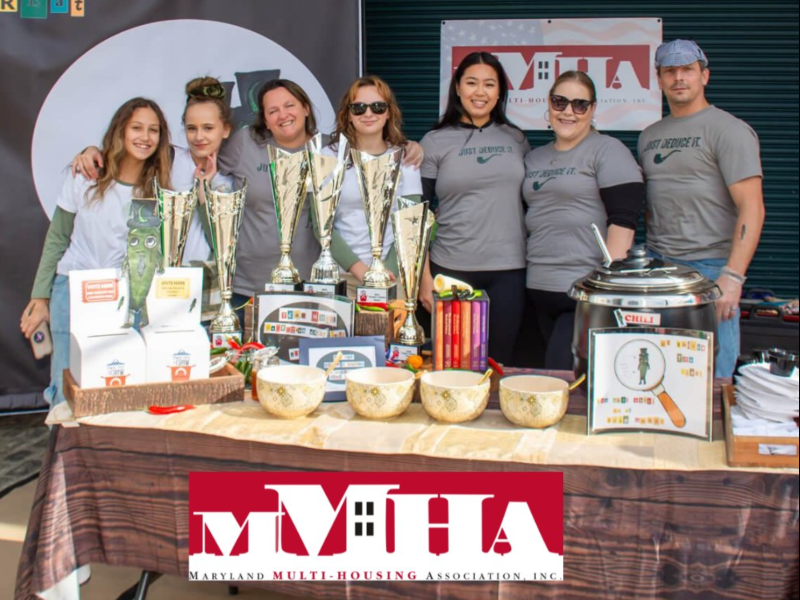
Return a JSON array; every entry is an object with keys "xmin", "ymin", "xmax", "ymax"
[
  {"xmin": 649, "ymin": 251, "xmax": 739, "ymax": 378},
  {"xmin": 44, "ymin": 274, "xmax": 70, "ymax": 406}
]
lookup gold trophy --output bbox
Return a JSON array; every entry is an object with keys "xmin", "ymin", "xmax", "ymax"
[
  {"xmin": 154, "ymin": 178, "xmax": 199, "ymax": 267},
  {"xmin": 268, "ymin": 145, "xmax": 309, "ymax": 287},
  {"xmin": 351, "ymin": 146, "xmax": 404, "ymax": 302},
  {"xmin": 304, "ymin": 133, "xmax": 349, "ymax": 297},
  {"xmin": 204, "ymin": 180, "xmax": 247, "ymax": 347},
  {"xmin": 391, "ymin": 199, "xmax": 435, "ymax": 350}
]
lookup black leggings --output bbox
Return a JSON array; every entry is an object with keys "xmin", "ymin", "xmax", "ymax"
[
  {"xmin": 418, "ymin": 262, "xmax": 526, "ymax": 366},
  {"xmin": 526, "ymin": 288, "xmax": 576, "ymax": 370}
]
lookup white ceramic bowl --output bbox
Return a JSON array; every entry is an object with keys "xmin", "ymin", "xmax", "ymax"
[
  {"xmin": 256, "ymin": 365, "xmax": 327, "ymax": 418},
  {"xmin": 346, "ymin": 367, "xmax": 415, "ymax": 419},
  {"xmin": 420, "ymin": 370, "xmax": 490, "ymax": 423},
  {"xmin": 499, "ymin": 375, "xmax": 570, "ymax": 428}
]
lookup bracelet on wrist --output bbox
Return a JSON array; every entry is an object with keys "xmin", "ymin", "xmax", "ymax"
[{"xmin": 721, "ymin": 266, "xmax": 747, "ymax": 285}]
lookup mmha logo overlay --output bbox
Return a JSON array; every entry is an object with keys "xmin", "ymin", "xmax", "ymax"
[{"xmin": 189, "ymin": 472, "xmax": 563, "ymax": 582}]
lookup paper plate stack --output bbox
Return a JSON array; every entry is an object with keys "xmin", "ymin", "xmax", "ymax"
[{"xmin": 732, "ymin": 363, "xmax": 799, "ymax": 436}]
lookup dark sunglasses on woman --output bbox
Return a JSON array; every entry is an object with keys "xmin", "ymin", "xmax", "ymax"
[
  {"xmin": 348, "ymin": 101, "xmax": 389, "ymax": 116},
  {"xmin": 550, "ymin": 95, "xmax": 593, "ymax": 115}
]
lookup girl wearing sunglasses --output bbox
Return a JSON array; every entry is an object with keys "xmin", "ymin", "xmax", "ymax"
[
  {"xmin": 418, "ymin": 51, "xmax": 530, "ymax": 366},
  {"xmin": 522, "ymin": 70, "xmax": 644, "ymax": 369},
  {"xmin": 325, "ymin": 75, "xmax": 422, "ymax": 293}
]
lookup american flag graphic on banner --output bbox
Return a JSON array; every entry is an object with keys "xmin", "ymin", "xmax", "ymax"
[{"xmin": 440, "ymin": 19, "xmax": 663, "ymax": 131}]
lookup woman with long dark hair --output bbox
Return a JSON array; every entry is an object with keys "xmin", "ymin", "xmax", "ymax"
[{"xmin": 419, "ymin": 51, "xmax": 530, "ymax": 365}]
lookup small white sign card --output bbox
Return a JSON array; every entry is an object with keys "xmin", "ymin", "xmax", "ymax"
[
  {"xmin": 299, "ymin": 336, "xmax": 385, "ymax": 401},
  {"xmin": 588, "ymin": 328, "xmax": 714, "ymax": 440}
]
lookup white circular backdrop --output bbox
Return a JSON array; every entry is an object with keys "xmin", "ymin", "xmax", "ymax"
[{"xmin": 32, "ymin": 19, "xmax": 335, "ymax": 217}]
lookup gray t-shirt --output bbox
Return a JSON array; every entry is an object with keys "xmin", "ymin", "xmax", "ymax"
[
  {"xmin": 421, "ymin": 123, "xmax": 530, "ymax": 271},
  {"xmin": 523, "ymin": 132, "xmax": 643, "ymax": 292},
  {"xmin": 218, "ymin": 127, "xmax": 320, "ymax": 296},
  {"xmin": 638, "ymin": 105, "xmax": 762, "ymax": 260}
]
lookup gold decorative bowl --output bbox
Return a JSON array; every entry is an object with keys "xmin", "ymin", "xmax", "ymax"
[
  {"xmin": 256, "ymin": 365, "xmax": 327, "ymax": 418},
  {"xmin": 420, "ymin": 370, "xmax": 490, "ymax": 423},
  {"xmin": 346, "ymin": 367, "xmax": 415, "ymax": 419},
  {"xmin": 499, "ymin": 375, "xmax": 576, "ymax": 428}
]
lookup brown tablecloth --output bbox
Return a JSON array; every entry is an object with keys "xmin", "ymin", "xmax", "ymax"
[{"xmin": 15, "ymin": 372, "xmax": 798, "ymax": 600}]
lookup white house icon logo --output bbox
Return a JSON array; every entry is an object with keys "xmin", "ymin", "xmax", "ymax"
[{"xmin": 189, "ymin": 472, "xmax": 563, "ymax": 582}]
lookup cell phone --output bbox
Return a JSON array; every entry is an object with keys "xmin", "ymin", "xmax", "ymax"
[{"xmin": 30, "ymin": 321, "xmax": 53, "ymax": 359}]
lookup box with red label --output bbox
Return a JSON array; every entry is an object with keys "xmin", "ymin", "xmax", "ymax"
[
  {"xmin": 68, "ymin": 269, "xmax": 146, "ymax": 388},
  {"xmin": 141, "ymin": 327, "xmax": 210, "ymax": 383}
]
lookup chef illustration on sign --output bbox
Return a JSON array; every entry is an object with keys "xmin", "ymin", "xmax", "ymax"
[{"xmin": 615, "ymin": 339, "xmax": 686, "ymax": 428}]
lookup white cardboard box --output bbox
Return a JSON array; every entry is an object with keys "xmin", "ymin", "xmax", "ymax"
[
  {"xmin": 141, "ymin": 326, "xmax": 210, "ymax": 383},
  {"xmin": 68, "ymin": 269, "xmax": 146, "ymax": 387},
  {"xmin": 145, "ymin": 267, "xmax": 204, "ymax": 328}
]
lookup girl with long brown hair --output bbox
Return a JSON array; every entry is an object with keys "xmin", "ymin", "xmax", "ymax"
[
  {"xmin": 326, "ymin": 75, "xmax": 422, "ymax": 291},
  {"xmin": 20, "ymin": 98, "xmax": 172, "ymax": 407}
]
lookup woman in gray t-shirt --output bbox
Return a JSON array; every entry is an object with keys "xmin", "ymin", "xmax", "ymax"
[
  {"xmin": 523, "ymin": 71, "xmax": 644, "ymax": 369},
  {"xmin": 420, "ymin": 52, "xmax": 530, "ymax": 365}
]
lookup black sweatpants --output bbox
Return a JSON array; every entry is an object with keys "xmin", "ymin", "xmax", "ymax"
[
  {"xmin": 526, "ymin": 288, "xmax": 577, "ymax": 370},
  {"xmin": 417, "ymin": 262, "xmax": 526, "ymax": 366}
]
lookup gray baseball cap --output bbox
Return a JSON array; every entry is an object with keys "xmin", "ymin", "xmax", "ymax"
[{"xmin": 655, "ymin": 39, "xmax": 708, "ymax": 68}]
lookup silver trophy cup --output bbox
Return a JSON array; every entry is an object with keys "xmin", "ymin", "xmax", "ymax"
[{"xmin": 204, "ymin": 179, "xmax": 247, "ymax": 337}]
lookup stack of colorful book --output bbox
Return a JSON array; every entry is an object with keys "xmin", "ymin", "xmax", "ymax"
[{"xmin": 432, "ymin": 292, "xmax": 490, "ymax": 371}]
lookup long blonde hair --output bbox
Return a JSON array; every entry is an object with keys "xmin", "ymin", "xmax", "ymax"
[
  {"xmin": 331, "ymin": 75, "xmax": 407, "ymax": 149},
  {"xmin": 90, "ymin": 97, "xmax": 172, "ymax": 201}
]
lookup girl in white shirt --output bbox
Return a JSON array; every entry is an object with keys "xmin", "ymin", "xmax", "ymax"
[
  {"xmin": 327, "ymin": 75, "xmax": 422, "ymax": 293},
  {"xmin": 20, "ymin": 98, "xmax": 173, "ymax": 406}
]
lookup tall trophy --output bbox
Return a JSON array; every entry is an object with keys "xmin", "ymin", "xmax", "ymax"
[
  {"xmin": 351, "ymin": 146, "xmax": 404, "ymax": 305},
  {"xmin": 303, "ymin": 133, "xmax": 350, "ymax": 298},
  {"xmin": 154, "ymin": 178, "xmax": 199, "ymax": 267},
  {"xmin": 268, "ymin": 145, "xmax": 309, "ymax": 290},
  {"xmin": 204, "ymin": 179, "xmax": 247, "ymax": 347},
  {"xmin": 390, "ymin": 199, "xmax": 435, "ymax": 356}
]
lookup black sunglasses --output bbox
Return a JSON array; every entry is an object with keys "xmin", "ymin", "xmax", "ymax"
[
  {"xmin": 550, "ymin": 95, "xmax": 593, "ymax": 115},
  {"xmin": 348, "ymin": 101, "xmax": 389, "ymax": 116}
]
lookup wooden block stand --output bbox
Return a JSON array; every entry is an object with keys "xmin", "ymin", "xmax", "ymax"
[
  {"xmin": 63, "ymin": 363, "xmax": 245, "ymax": 418},
  {"xmin": 722, "ymin": 385, "xmax": 799, "ymax": 468},
  {"xmin": 354, "ymin": 308, "xmax": 396, "ymax": 346}
]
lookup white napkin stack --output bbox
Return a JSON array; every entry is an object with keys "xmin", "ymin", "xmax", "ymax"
[{"xmin": 732, "ymin": 363, "xmax": 799, "ymax": 437}]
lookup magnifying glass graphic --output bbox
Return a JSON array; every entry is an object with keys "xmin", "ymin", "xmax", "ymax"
[{"xmin": 613, "ymin": 339, "xmax": 686, "ymax": 428}]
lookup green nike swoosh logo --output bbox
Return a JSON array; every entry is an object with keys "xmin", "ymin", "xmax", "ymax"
[
  {"xmin": 477, "ymin": 153, "xmax": 501, "ymax": 164},
  {"xmin": 532, "ymin": 177, "xmax": 556, "ymax": 191},
  {"xmin": 654, "ymin": 150, "xmax": 681, "ymax": 164}
]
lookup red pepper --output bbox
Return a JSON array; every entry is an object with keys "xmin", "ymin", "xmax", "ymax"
[
  {"xmin": 227, "ymin": 339, "xmax": 242, "ymax": 351},
  {"xmin": 240, "ymin": 341, "xmax": 266, "ymax": 352},
  {"xmin": 487, "ymin": 357, "xmax": 504, "ymax": 376},
  {"xmin": 148, "ymin": 405, "xmax": 195, "ymax": 415}
]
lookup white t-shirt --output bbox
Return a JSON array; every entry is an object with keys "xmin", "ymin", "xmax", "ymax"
[
  {"xmin": 325, "ymin": 145, "xmax": 422, "ymax": 267},
  {"xmin": 56, "ymin": 173, "xmax": 134, "ymax": 276},
  {"xmin": 171, "ymin": 146, "xmax": 233, "ymax": 264}
]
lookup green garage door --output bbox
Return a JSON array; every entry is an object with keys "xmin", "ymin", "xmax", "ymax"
[{"xmin": 364, "ymin": 0, "xmax": 799, "ymax": 297}]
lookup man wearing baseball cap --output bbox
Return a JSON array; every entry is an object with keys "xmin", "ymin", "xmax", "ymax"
[{"xmin": 638, "ymin": 39, "xmax": 765, "ymax": 377}]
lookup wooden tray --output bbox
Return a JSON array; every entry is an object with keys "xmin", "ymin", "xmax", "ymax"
[
  {"xmin": 64, "ymin": 363, "xmax": 245, "ymax": 418},
  {"xmin": 722, "ymin": 385, "xmax": 799, "ymax": 468}
]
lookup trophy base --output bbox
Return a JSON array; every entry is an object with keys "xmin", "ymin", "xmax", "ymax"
[
  {"xmin": 264, "ymin": 281, "xmax": 304, "ymax": 293},
  {"xmin": 356, "ymin": 284, "xmax": 397, "ymax": 306},
  {"xmin": 388, "ymin": 342, "xmax": 422, "ymax": 365},
  {"xmin": 304, "ymin": 280, "xmax": 348, "ymax": 298}
]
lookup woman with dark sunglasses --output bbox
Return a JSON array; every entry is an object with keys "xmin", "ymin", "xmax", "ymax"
[
  {"xmin": 325, "ymin": 75, "xmax": 422, "ymax": 294},
  {"xmin": 417, "ymin": 51, "xmax": 530, "ymax": 367},
  {"xmin": 523, "ymin": 70, "xmax": 644, "ymax": 369}
]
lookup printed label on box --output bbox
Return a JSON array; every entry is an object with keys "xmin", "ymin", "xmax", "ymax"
[
  {"xmin": 102, "ymin": 359, "xmax": 129, "ymax": 387},
  {"xmin": 82, "ymin": 279, "xmax": 119, "ymax": 303},
  {"xmin": 156, "ymin": 278, "xmax": 191, "ymax": 299},
  {"xmin": 388, "ymin": 343, "xmax": 420, "ymax": 364}
]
